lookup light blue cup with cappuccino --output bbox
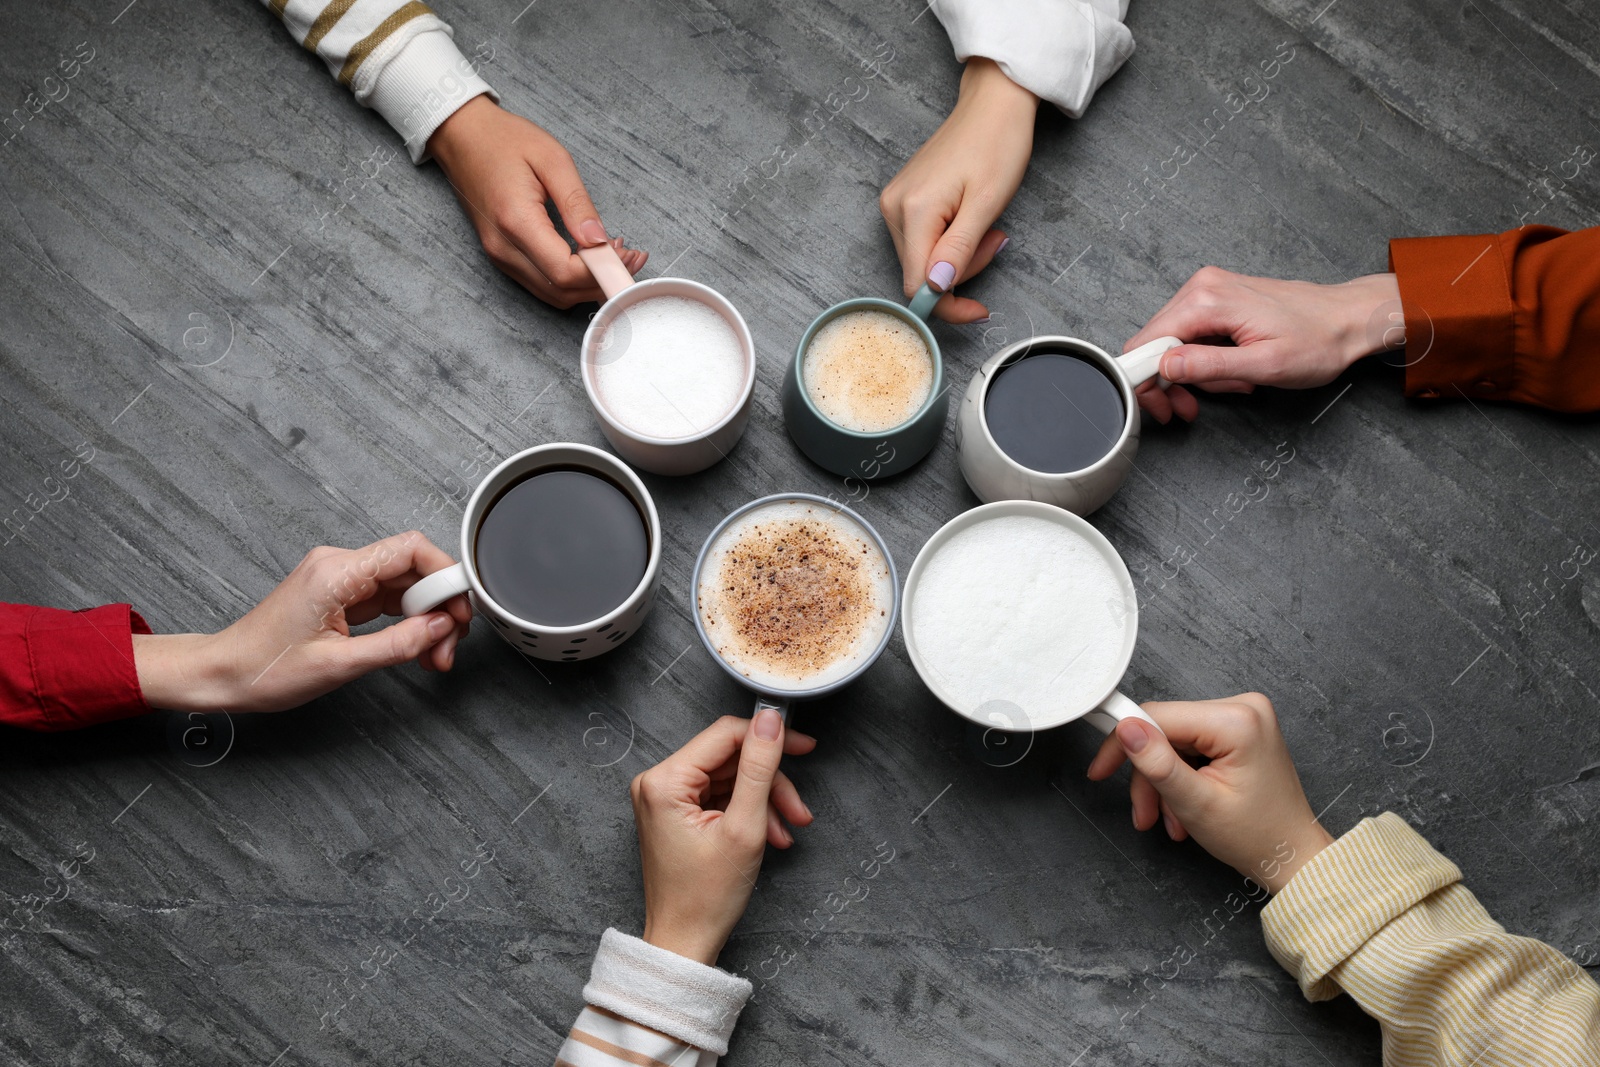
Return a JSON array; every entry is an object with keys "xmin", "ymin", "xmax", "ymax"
[{"xmin": 782, "ymin": 284, "xmax": 946, "ymax": 481}]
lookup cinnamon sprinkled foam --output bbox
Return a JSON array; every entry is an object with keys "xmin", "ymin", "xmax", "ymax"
[{"xmin": 698, "ymin": 501, "xmax": 894, "ymax": 692}]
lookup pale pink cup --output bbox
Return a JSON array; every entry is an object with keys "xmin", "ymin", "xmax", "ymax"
[{"xmin": 577, "ymin": 244, "xmax": 756, "ymax": 476}]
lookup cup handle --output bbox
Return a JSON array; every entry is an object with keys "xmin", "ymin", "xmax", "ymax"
[
  {"xmin": 1082, "ymin": 690, "xmax": 1163, "ymax": 736},
  {"xmin": 577, "ymin": 242, "xmax": 636, "ymax": 302},
  {"xmin": 1114, "ymin": 336, "xmax": 1184, "ymax": 391},
  {"xmin": 400, "ymin": 562, "xmax": 471, "ymax": 617},
  {"xmin": 907, "ymin": 283, "xmax": 940, "ymax": 322},
  {"xmin": 753, "ymin": 695, "xmax": 791, "ymax": 725}
]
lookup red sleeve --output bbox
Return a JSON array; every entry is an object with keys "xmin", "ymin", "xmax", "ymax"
[
  {"xmin": 0, "ymin": 603, "xmax": 153, "ymax": 731},
  {"xmin": 1388, "ymin": 225, "xmax": 1600, "ymax": 412}
]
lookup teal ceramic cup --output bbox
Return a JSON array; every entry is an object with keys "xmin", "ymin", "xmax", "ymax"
[{"xmin": 782, "ymin": 284, "xmax": 946, "ymax": 480}]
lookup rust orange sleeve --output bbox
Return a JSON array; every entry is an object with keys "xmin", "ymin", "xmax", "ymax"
[{"xmin": 1388, "ymin": 225, "xmax": 1600, "ymax": 412}]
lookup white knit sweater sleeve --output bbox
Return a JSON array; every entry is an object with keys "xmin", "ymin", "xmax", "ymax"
[
  {"xmin": 258, "ymin": 0, "xmax": 498, "ymax": 162},
  {"xmin": 930, "ymin": 0, "xmax": 1134, "ymax": 118},
  {"xmin": 555, "ymin": 929, "xmax": 754, "ymax": 1065}
]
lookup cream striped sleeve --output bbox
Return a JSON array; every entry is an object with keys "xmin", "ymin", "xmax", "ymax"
[
  {"xmin": 1261, "ymin": 812, "xmax": 1600, "ymax": 1067},
  {"xmin": 555, "ymin": 929, "xmax": 753, "ymax": 1067},
  {"xmin": 259, "ymin": 0, "xmax": 498, "ymax": 162}
]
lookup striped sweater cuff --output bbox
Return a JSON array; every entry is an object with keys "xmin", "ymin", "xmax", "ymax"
[
  {"xmin": 1261, "ymin": 813, "xmax": 1463, "ymax": 1001},
  {"xmin": 362, "ymin": 25, "xmax": 497, "ymax": 163},
  {"xmin": 581, "ymin": 929, "xmax": 753, "ymax": 1056}
]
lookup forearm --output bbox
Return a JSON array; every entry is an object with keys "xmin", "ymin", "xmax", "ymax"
[
  {"xmin": 130, "ymin": 632, "xmax": 236, "ymax": 713},
  {"xmin": 1263, "ymin": 813, "xmax": 1600, "ymax": 1066}
]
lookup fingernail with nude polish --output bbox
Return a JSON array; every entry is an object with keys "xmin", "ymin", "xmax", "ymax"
[
  {"xmin": 928, "ymin": 260, "xmax": 956, "ymax": 292},
  {"xmin": 1164, "ymin": 354, "xmax": 1187, "ymax": 381},
  {"xmin": 427, "ymin": 613, "xmax": 453, "ymax": 639},
  {"xmin": 973, "ymin": 316, "xmax": 991, "ymax": 325},
  {"xmin": 995, "ymin": 236, "xmax": 1011, "ymax": 256},
  {"xmin": 1116, "ymin": 719, "xmax": 1150, "ymax": 754},
  {"xmin": 579, "ymin": 219, "xmax": 609, "ymax": 246},
  {"xmin": 1164, "ymin": 810, "xmax": 1179, "ymax": 839},
  {"xmin": 755, "ymin": 708, "xmax": 783, "ymax": 741}
]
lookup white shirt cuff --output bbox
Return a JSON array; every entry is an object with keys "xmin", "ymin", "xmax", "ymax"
[
  {"xmin": 360, "ymin": 25, "xmax": 498, "ymax": 163},
  {"xmin": 932, "ymin": 0, "xmax": 1134, "ymax": 118},
  {"xmin": 581, "ymin": 929, "xmax": 753, "ymax": 1056}
]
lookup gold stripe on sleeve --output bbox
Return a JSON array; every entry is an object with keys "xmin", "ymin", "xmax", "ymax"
[
  {"xmin": 302, "ymin": 0, "xmax": 362, "ymax": 55},
  {"xmin": 269, "ymin": 0, "xmax": 291, "ymax": 17},
  {"xmin": 337, "ymin": 1, "xmax": 433, "ymax": 85},
  {"xmin": 567, "ymin": 1028, "xmax": 683, "ymax": 1067}
]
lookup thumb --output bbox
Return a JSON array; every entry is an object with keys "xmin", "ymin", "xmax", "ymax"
[
  {"xmin": 537, "ymin": 147, "xmax": 609, "ymax": 248},
  {"xmin": 331, "ymin": 612, "xmax": 455, "ymax": 680},
  {"xmin": 724, "ymin": 708, "xmax": 786, "ymax": 839},
  {"xmin": 1160, "ymin": 343, "xmax": 1254, "ymax": 386},
  {"xmin": 924, "ymin": 200, "xmax": 994, "ymax": 295},
  {"xmin": 1114, "ymin": 718, "xmax": 1209, "ymax": 817}
]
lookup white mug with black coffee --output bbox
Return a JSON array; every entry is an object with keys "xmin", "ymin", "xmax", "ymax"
[
  {"xmin": 691, "ymin": 493, "xmax": 899, "ymax": 717},
  {"xmin": 956, "ymin": 334, "xmax": 1183, "ymax": 515},
  {"xmin": 401, "ymin": 443, "xmax": 661, "ymax": 662}
]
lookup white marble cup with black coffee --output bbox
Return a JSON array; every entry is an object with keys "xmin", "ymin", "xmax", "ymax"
[
  {"xmin": 691, "ymin": 493, "xmax": 899, "ymax": 720},
  {"xmin": 400, "ymin": 443, "xmax": 661, "ymax": 662},
  {"xmin": 956, "ymin": 334, "xmax": 1182, "ymax": 516}
]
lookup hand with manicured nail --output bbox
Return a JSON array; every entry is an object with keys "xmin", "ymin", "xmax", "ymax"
[
  {"xmin": 1125, "ymin": 267, "xmax": 1403, "ymax": 423},
  {"xmin": 879, "ymin": 58, "xmax": 1035, "ymax": 323},
  {"xmin": 1086, "ymin": 693, "xmax": 1334, "ymax": 893},
  {"xmin": 632, "ymin": 712, "xmax": 817, "ymax": 965},
  {"xmin": 132, "ymin": 532, "xmax": 473, "ymax": 714},
  {"xmin": 428, "ymin": 96, "xmax": 648, "ymax": 309}
]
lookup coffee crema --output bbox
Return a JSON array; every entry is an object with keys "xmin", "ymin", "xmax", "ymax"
[
  {"xmin": 802, "ymin": 309, "xmax": 933, "ymax": 433},
  {"xmin": 698, "ymin": 501, "xmax": 893, "ymax": 692},
  {"xmin": 590, "ymin": 295, "xmax": 746, "ymax": 440},
  {"xmin": 907, "ymin": 514, "xmax": 1129, "ymax": 720}
]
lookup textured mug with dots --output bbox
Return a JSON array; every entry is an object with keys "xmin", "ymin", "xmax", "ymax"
[{"xmin": 401, "ymin": 443, "xmax": 661, "ymax": 663}]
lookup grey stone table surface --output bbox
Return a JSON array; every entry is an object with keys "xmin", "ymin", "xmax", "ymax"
[{"xmin": 2, "ymin": 0, "xmax": 1597, "ymax": 1064}]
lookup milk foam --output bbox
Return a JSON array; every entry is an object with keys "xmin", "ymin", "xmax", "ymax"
[
  {"xmin": 698, "ymin": 501, "xmax": 894, "ymax": 693},
  {"xmin": 803, "ymin": 309, "xmax": 933, "ymax": 433},
  {"xmin": 907, "ymin": 514, "xmax": 1130, "ymax": 724},
  {"xmin": 590, "ymin": 295, "xmax": 746, "ymax": 440}
]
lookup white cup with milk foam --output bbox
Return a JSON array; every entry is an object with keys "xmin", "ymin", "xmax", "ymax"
[
  {"xmin": 577, "ymin": 243, "xmax": 755, "ymax": 476},
  {"xmin": 901, "ymin": 500, "xmax": 1162, "ymax": 739}
]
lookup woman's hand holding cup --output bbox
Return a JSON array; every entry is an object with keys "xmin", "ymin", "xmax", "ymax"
[
  {"xmin": 1086, "ymin": 693, "xmax": 1334, "ymax": 893},
  {"xmin": 133, "ymin": 532, "xmax": 472, "ymax": 714},
  {"xmin": 632, "ymin": 712, "xmax": 817, "ymax": 966}
]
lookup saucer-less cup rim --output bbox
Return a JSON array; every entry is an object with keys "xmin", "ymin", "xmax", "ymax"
[
  {"xmin": 793, "ymin": 295, "xmax": 944, "ymax": 440},
  {"xmin": 975, "ymin": 334, "xmax": 1182, "ymax": 482},
  {"xmin": 577, "ymin": 243, "xmax": 756, "ymax": 447},
  {"xmin": 901, "ymin": 499, "xmax": 1158, "ymax": 734},
  {"xmin": 580, "ymin": 276, "xmax": 757, "ymax": 446},
  {"xmin": 690, "ymin": 492, "xmax": 901, "ymax": 702},
  {"xmin": 400, "ymin": 442, "xmax": 662, "ymax": 637}
]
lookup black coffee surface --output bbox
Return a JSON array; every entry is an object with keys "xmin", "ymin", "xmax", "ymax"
[
  {"xmin": 475, "ymin": 468, "xmax": 648, "ymax": 627},
  {"xmin": 984, "ymin": 352, "xmax": 1125, "ymax": 474}
]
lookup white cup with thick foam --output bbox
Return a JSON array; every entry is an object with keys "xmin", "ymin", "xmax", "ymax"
[
  {"xmin": 690, "ymin": 493, "xmax": 900, "ymax": 719},
  {"xmin": 578, "ymin": 243, "xmax": 756, "ymax": 476},
  {"xmin": 901, "ymin": 499, "xmax": 1161, "ymax": 738}
]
